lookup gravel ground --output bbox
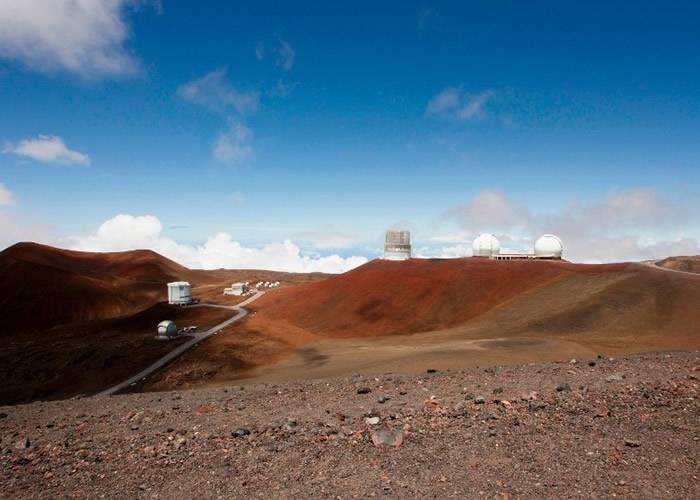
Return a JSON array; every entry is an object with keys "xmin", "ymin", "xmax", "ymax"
[{"xmin": 1, "ymin": 352, "xmax": 698, "ymax": 499}]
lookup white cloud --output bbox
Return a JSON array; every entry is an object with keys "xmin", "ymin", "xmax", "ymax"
[
  {"xmin": 445, "ymin": 190, "xmax": 531, "ymax": 230},
  {"xmin": 0, "ymin": 183, "xmax": 13, "ymax": 206},
  {"xmin": 0, "ymin": 0, "xmax": 150, "ymax": 78},
  {"xmin": 426, "ymin": 87, "xmax": 495, "ymax": 121},
  {"xmin": 66, "ymin": 214, "xmax": 368, "ymax": 273},
  {"xmin": 213, "ymin": 119, "xmax": 253, "ymax": 165},
  {"xmin": 177, "ymin": 69, "xmax": 260, "ymax": 115},
  {"xmin": 292, "ymin": 228, "xmax": 356, "ymax": 250},
  {"xmin": 440, "ymin": 188, "xmax": 699, "ymax": 263},
  {"xmin": 3, "ymin": 135, "xmax": 90, "ymax": 166},
  {"xmin": 0, "ymin": 212, "xmax": 56, "ymax": 250},
  {"xmin": 276, "ymin": 40, "xmax": 295, "ymax": 70}
]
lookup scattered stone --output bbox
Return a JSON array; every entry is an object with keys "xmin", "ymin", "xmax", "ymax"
[
  {"xmin": 0, "ymin": 412, "xmax": 7, "ymax": 419},
  {"xmin": 556, "ymin": 383, "xmax": 571, "ymax": 392},
  {"xmin": 624, "ymin": 439, "xmax": 641, "ymax": 448},
  {"xmin": 488, "ymin": 429, "xmax": 497, "ymax": 437},
  {"xmin": 356, "ymin": 387, "xmax": 371, "ymax": 394},
  {"xmin": 465, "ymin": 393, "xmax": 475, "ymax": 400},
  {"xmin": 492, "ymin": 387, "xmax": 503, "ymax": 395},
  {"xmin": 365, "ymin": 416, "xmax": 380, "ymax": 425},
  {"xmin": 528, "ymin": 401, "xmax": 547, "ymax": 412},
  {"xmin": 520, "ymin": 391, "xmax": 538, "ymax": 401},
  {"xmin": 231, "ymin": 428, "xmax": 251, "ymax": 438},
  {"xmin": 606, "ymin": 373, "xmax": 626, "ymax": 382},
  {"xmin": 14, "ymin": 437, "xmax": 30, "ymax": 450},
  {"xmin": 370, "ymin": 428, "xmax": 403, "ymax": 447},
  {"xmin": 474, "ymin": 396, "xmax": 486, "ymax": 404},
  {"xmin": 173, "ymin": 435, "xmax": 187, "ymax": 449},
  {"xmin": 426, "ymin": 369, "xmax": 438, "ymax": 374},
  {"xmin": 570, "ymin": 359, "xmax": 577, "ymax": 364},
  {"xmin": 588, "ymin": 361, "xmax": 596, "ymax": 367},
  {"xmin": 377, "ymin": 396, "xmax": 390, "ymax": 404}
]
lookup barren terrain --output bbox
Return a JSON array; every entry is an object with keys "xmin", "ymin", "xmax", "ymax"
[
  {"xmin": 145, "ymin": 258, "xmax": 700, "ymax": 392},
  {"xmin": 0, "ymin": 243, "xmax": 327, "ymax": 405},
  {"xmin": 1, "ymin": 352, "xmax": 698, "ymax": 498}
]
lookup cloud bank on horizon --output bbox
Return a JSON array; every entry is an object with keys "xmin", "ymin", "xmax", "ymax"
[{"xmin": 65, "ymin": 214, "xmax": 368, "ymax": 274}]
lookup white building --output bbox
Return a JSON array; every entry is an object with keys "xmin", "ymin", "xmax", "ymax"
[
  {"xmin": 383, "ymin": 229, "xmax": 411, "ymax": 260},
  {"xmin": 156, "ymin": 320, "xmax": 177, "ymax": 339},
  {"xmin": 472, "ymin": 233, "xmax": 501, "ymax": 257},
  {"xmin": 472, "ymin": 233, "xmax": 563, "ymax": 260},
  {"xmin": 224, "ymin": 282, "xmax": 249, "ymax": 296},
  {"xmin": 534, "ymin": 234, "xmax": 564, "ymax": 259},
  {"xmin": 167, "ymin": 281, "xmax": 192, "ymax": 305}
]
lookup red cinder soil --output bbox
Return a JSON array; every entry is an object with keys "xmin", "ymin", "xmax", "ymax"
[{"xmin": 253, "ymin": 258, "xmax": 627, "ymax": 338}]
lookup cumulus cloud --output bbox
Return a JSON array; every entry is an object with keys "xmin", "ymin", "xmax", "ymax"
[
  {"xmin": 0, "ymin": 0, "xmax": 152, "ymax": 78},
  {"xmin": 440, "ymin": 188, "xmax": 699, "ymax": 263},
  {"xmin": 426, "ymin": 87, "xmax": 495, "ymax": 121},
  {"xmin": 177, "ymin": 69, "xmax": 260, "ymax": 116},
  {"xmin": 0, "ymin": 183, "xmax": 13, "ymax": 206},
  {"xmin": 66, "ymin": 214, "xmax": 368, "ymax": 273},
  {"xmin": 213, "ymin": 119, "xmax": 253, "ymax": 165},
  {"xmin": 276, "ymin": 40, "xmax": 295, "ymax": 70},
  {"xmin": 3, "ymin": 135, "xmax": 90, "ymax": 165}
]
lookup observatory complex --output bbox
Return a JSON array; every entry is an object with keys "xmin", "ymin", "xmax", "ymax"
[
  {"xmin": 383, "ymin": 229, "xmax": 412, "ymax": 260},
  {"xmin": 472, "ymin": 233, "xmax": 564, "ymax": 260}
]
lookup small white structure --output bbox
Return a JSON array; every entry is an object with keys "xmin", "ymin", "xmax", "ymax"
[
  {"xmin": 224, "ymin": 282, "xmax": 248, "ymax": 296},
  {"xmin": 383, "ymin": 229, "xmax": 411, "ymax": 260},
  {"xmin": 534, "ymin": 234, "xmax": 564, "ymax": 259},
  {"xmin": 167, "ymin": 281, "xmax": 192, "ymax": 305},
  {"xmin": 472, "ymin": 233, "xmax": 501, "ymax": 257},
  {"xmin": 156, "ymin": 320, "xmax": 177, "ymax": 339}
]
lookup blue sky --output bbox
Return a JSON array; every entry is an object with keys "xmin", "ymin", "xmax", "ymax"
[{"xmin": 1, "ymin": 1, "xmax": 699, "ymax": 270}]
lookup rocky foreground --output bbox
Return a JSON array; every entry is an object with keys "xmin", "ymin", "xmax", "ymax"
[{"xmin": 1, "ymin": 352, "xmax": 698, "ymax": 499}]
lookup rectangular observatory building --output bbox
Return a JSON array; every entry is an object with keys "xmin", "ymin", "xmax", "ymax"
[{"xmin": 383, "ymin": 229, "xmax": 412, "ymax": 260}]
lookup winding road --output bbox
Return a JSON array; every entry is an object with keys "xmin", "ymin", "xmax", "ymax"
[{"xmin": 97, "ymin": 291, "xmax": 265, "ymax": 397}]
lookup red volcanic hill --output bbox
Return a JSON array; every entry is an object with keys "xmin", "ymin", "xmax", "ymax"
[
  {"xmin": 253, "ymin": 258, "xmax": 627, "ymax": 338},
  {"xmin": 0, "ymin": 242, "xmax": 203, "ymax": 333}
]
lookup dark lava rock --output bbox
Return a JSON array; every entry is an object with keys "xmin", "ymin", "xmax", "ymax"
[
  {"xmin": 625, "ymin": 439, "xmax": 641, "ymax": 448},
  {"xmin": 356, "ymin": 387, "xmax": 372, "ymax": 394},
  {"xmin": 493, "ymin": 387, "xmax": 503, "ymax": 395},
  {"xmin": 232, "ymin": 428, "xmax": 251, "ymax": 438},
  {"xmin": 377, "ymin": 396, "xmax": 390, "ymax": 404},
  {"xmin": 588, "ymin": 361, "xmax": 597, "ymax": 367},
  {"xmin": 427, "ymin": 369, "xmax": 438, "ymax": 374},
  {"xmin": 0, "ymin": 412, "xmax": 7, "ymax": 419},
  {"xmin": 474, "ymin": 396, "xmax": 486, "ymax": 404},
  {"xmin": 556, "ymin": 383, "xmax": 571, "ymax": 392}
]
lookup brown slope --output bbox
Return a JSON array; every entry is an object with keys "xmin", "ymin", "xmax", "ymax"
[
  {"xmin": 251, "ymin": 258, "xmax": 627, "ymax": 338},
  {"xmin": 0, "ymin": 242, "xmax": 206, "ymax": 333},
  {"xmin": 657, "ymin": 255, "xmax": 700, "ymax": 274}
]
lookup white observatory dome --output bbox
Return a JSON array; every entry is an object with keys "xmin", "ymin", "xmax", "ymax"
[
  {"xmin": 472, "ymin": 233, "xmax": 501, "ymax": 257},
  {"xmin": 534, "ymin": 234, "xmax": 564, "ymax": 259}
]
